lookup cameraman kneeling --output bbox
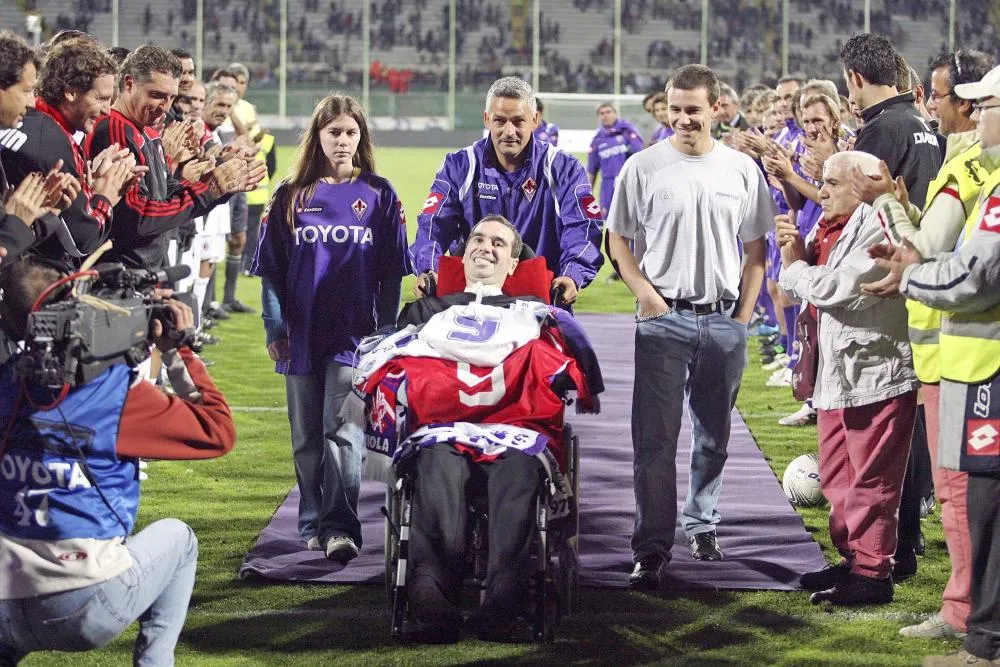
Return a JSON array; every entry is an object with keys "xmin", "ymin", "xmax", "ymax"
[{"xmin": 0, "ymin": 257, "xmax": 236, "ymax": 665}]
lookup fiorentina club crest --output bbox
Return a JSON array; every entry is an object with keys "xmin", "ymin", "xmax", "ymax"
[
  {"xmin": 521, "ymin": 178, "xmax": 537, "ymax": 202},
  {"xmin": 351, "ymin": 198, "xmax": 368, "ymax": 221}
]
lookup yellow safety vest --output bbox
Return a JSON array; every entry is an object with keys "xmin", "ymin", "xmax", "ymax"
[
  {"xmin": 246, "ymin": 132, "xmax": 276, "ymax": 207},
  {"xmin": 938, "ymin": 166, "xmax": 1000, "ymax": 384},
  {"xmin": 907, "ymin": 142, "xmax": 986, "ymax": 383}
]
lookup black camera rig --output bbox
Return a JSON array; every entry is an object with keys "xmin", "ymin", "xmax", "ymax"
[{"xmin": 17, "ymin": 263, "xmax": 196, "ymax": 390}]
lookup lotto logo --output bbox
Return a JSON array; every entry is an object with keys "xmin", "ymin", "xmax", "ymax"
[
  {"xmin": 980, "ymin": 196, "xmax": 1000, "ymax": 233},
  {"xmin": 351, "ymin": 198, "xmax": 368, "ymax": 220},
  {"xmin": 422, "ymin": 192, "xmax": 444, "ymax": 214},
  {"xmin": 579, "ymin": 194, "xmax": 602, "ymax": 219},
  {"xmin": 967, "ymin": 420, "xmax": 1000, "ymax": 456}
]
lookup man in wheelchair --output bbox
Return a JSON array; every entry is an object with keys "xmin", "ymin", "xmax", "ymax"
[{"xmin": 356, "ymin": 215, "xmax": 601, "ymax": 642}]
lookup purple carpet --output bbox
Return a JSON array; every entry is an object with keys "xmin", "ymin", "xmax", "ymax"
[{"xmin": 239, "ymin": 313, "xmax": 825, "ymax": 590}]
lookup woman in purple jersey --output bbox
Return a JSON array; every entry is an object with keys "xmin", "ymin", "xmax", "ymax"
[{"xmin": 251, "ymin": 94, "xmax": 410, "ymax": 563}]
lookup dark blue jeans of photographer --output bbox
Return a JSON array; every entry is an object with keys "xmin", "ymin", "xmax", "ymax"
[
  {"xmin": 630, "ymin": 308, "xmax": 748, "ymax": 563},
  {"xmin": 0, "ymin": 518, "xmax": 197, "ymax": 666}
]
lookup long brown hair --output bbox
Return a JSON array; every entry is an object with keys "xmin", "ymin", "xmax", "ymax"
[{"xmin": 283, "ymin": 93, "xmax": 376, "ymax": 227}]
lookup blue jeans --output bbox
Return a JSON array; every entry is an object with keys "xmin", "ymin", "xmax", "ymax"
[
  {"xmin": 630, "ymin": 309, "xmax": 747, "ymax": 562},
  {"xmin": 0, "ymin": 518, "xmax": 198, "ymax": 666},
  {"xmin": 285, "ymin": 362, "xmax": 361, "ymax": 546}
]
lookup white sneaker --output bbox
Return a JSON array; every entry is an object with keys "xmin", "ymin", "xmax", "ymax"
[
  {"xmin": 899, "ymin": 612, "xmax": 966, "ymax": 639},
  {"xmin": 306, "ymin": 536, "xmax": 322, "ymax": 551},
  {"xmin": 766, "ymin": 367, "xmax": 793, "ymax": 387},
  {"xmin": 762, "ymin": 354, "xmax": 791, "ymax": 371},
  {"xmin": 778, "ymin": 403, "xmax": 817, "ymax": 426},
  {"xmin": 325, "ymin": 536, "xmax": 360, "ymax": 564}
]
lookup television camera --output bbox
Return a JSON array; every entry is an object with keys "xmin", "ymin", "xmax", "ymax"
[{"xmin": 16, "ymin": 263, "xmax": 197, "ymax": 390}]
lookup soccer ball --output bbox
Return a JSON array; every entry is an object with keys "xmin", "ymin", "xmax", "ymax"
[{"xmin": 782, "ymin": 454, "xmax": 826, "ymax": 507}]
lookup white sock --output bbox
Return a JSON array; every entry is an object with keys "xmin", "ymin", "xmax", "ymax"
[{"xmin": 193, "ymin": 276, "xmax": 210, "ymax": 315}]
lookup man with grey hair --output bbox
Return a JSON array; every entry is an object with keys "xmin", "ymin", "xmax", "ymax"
[
  {"xmin": 713, "ymin": 83, "xmax": 748, "ymax": 138},
  {"xmin": 410, "ymin": 76, "xmax": 603, "ymax": 307},
  {"xmin": 777, "ymin": 149, "xmax": 918, "ymax": 606}
]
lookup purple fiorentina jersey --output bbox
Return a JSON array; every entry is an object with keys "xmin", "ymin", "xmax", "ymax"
[
  {"xmin": 650, "ymin": 125, "xmax": 673, "ymax": 144},
  {"xmin": 770, "ymin": 118, "xmax": 807, "ymax": 214},
  {"xmin": 587, "ymin": 119, "xmax": 644, "ymax": 212},
  {"xmin": 533, "ymin": 120, "xmax": 559, "ymax": 146},
  {"xmin": 252, "ymin": 174, "xmax": 410, "ymax": 375}
]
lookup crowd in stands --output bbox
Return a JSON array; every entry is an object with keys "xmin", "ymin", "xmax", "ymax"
[{"xmin": 16, "ymin": 0, "xmax": 1000, "ymax": 98}]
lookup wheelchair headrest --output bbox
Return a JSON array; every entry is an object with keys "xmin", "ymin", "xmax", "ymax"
[{"xmin": 435, "ymin": 255, "xmax": 554, "ymax": 303}]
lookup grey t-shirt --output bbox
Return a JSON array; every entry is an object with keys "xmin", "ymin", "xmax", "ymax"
[{"xmin": 606, "ymin": 139, "xmax": 774, "ymax": 304}]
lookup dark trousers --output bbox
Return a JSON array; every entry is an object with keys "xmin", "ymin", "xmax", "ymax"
[
  {"xmin": 243, "ymin": 204, "xmax": 265, "ymax": 273},
  {"xmin": 409, "ymin": 446, "xmax": 543, "ymax": 600},
  {"xmin": 896, "ymin": 405, "xmax": 933, "ymax": 561},
  {"xmin": 965, "ymin": 472, "xmax": 1000, "ymax": 659}
]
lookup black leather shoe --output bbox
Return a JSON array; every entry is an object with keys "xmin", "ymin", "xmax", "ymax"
[
  {"xmin": 629, "ymin": 554, "xmax": 668, "ymax": 590},
  {"xmin": 800, "ymin": 561, "xmax": 851, "ymax": 591},
  {"xmin": 809, "ymin": 573, "xmax": 894, "ymax": 605},
  {"xmin": 223, "ymin": 299, "xmax": 256, "ymax": 314},
  {"xmin": 405, "ymin": 577, "xmax": 461, "ymax": 644},
  {"xmin": 689, "ymin": 531, "xmax": 723, "ymax": 561},
  {"xmin": 893, "ymin": 547, "xmax": 918, "ymax": 581},
  {"xmin": 468, "ymin": 578, "xmax": 522, "ymax": 641}
]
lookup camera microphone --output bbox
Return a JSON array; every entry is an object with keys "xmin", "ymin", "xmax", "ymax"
[{"xmin": 154, "ymin": 264, "xmax": 192, "ymax": 285}]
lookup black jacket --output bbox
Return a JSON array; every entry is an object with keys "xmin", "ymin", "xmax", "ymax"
[
  {"xmin": 85, "ymin": 110, "xmax": 217, "ymax": 269},
  {"xmin": 1, "ymin": 105, "xmax": 113, "ymax": 262},
  {"xmin": 855, "ymin": 92, "xmax": 943, "ymax": 209}
]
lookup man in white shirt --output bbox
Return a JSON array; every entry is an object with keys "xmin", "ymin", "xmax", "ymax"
[{"xmin": 606, "ymin": 64, "xmax": 773, "ymax": 588}]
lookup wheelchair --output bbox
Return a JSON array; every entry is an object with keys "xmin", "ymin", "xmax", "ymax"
[
  {"xmin": 383, "ymin": 423, "xmax": 580, "ymax": 642},
  {"xmin": 371, "ymin": 249, "xmax": 587, "ymax": 641}
]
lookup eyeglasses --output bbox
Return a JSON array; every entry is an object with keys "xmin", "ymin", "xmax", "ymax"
[
  {"xmin": 928, "ymin": 90, "xmax": 953, "ymax": 102},
  {"xmin": 972, "ymin": 102, "xmax": 1000, "ymax": 113}
]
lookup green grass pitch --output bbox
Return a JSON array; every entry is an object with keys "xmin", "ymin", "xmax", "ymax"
[{"xmin": 22, "ymin": 145, "xmax": 958, "ymax": 665}]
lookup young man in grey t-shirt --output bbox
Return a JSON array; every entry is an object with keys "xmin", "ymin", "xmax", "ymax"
[{"xmin": 606, "ymin": 64, "xmax": 773, "ymax": 589}]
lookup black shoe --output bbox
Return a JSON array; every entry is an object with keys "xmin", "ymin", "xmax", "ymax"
[
  {"xmin": 467, "ymin": 578, "xmax": 521, "ymax": 641},
  {"xmin": 689, "ymin": 531, "xmax": 723, "ymax": 561},
  {"xmin": 800, "ymin": 560, "xmax": 851, "ymax": 591},
  {"xmin": 197, "ymin": 332, "xmax": 220, "ymax": 346},
  {"xmin": 629, "ymin": 554, "xmax": 668, "ymax": 590},
  {"xmin": 202, "ymin": 318, "xmax": 217, "ymax": 330},
  {"xmin": 893, "ymin": 547, "xmax": 918, "ymax": 581},
  {"xmin": 223, "ymin": 299, "xmax": 256, "ymax": 314},
  {"xmin": 405, "ymin": 577, "xmax": 461, "ymax": 644},
  {"xmin": 205, "ymin": 306, "xmax": 230, "ymax": 321},
  {"xmin": 809, "ymin": 573, "xmax": 893, "ymax": 605}
]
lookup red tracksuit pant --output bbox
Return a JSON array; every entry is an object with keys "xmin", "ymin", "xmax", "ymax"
[{"xmin": 817, "ymin": 391, "xmax": 917, "ymax": 579}]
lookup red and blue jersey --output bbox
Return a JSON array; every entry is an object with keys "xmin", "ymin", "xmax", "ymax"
[
  {"xmin": 251, "ymin": 173, "xmax": 411, "ymax": 375},
  {"xmin": 410, "ymin": 136, "xmax": 604, "ymax": 288}
]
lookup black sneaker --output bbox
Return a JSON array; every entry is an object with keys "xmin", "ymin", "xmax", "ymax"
[
  {"xmin": 202, "ymin": 318, "xmax": 217, "ymax": 330},
  {"xmin": 405, "ymin": 576, "xmax": 461, "ymax": 644},
  {"xmin": 197, "ymin": 332, "xmax": 220, "ymax": 346},
  {"xmin": 800, "ymin": 561, "xmax": 851, "ymax": 591},
  {"xmin": 223, "ymin": 299, "xmax": 256, "ymax": 314},
  {"xmin": 205, "ymin": 306, "xmax": 230, "ymax": 321},
  {"xmin": 809, "ymin": 573, "xmax": 894, "ymax": 605},
  {"xmin": 629, "ymin": 554, "xmax": 668, "ymax": 590},
  {"xmin": 467, "ymin": 577, "xmax": 522, "ymax": 641},
  {"xmin": 689, "ymin": 531, "xmax": 723, "ymax": 561}
]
